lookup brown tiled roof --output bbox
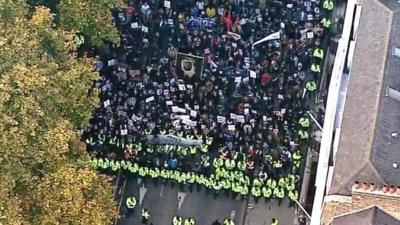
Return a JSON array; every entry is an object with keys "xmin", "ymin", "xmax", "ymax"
[
  {"xmin": 330, "ymin": 206, "xmax": 400, "ymax": 225},
  {"xmin": 330, "ymin": 0, "xmax": 400, "ymax": 195},
  {"xmin": 321, "ymin": 191, "xmax": 400, "ymax": 225}
]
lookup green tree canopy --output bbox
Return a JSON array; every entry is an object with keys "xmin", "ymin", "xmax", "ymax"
[
  {"xmin": 0, "ymin": 3, "xmax": 116, "ymax": 224},
  {"xmin": 57, "ymin": 0, "xmax": 124, "ymax": 46}
]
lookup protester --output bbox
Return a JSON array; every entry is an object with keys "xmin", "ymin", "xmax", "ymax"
[{"xmin": 85, "ymin": 0, "xmax": 330, "ymax": 203}]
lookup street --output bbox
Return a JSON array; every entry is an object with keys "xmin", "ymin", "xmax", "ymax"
[{"xmin": 117, "ymin": 177, "xmax": 295, "ymax": 225}]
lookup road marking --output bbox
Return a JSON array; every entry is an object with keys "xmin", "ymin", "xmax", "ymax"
[
  {"xmin": 230, "ymin": 210, "xmax": 236, "ymax": 220},
  {"xmin": 139, "ymin": 186, "xmax": 147, "ymax": 205},
  {"xmin": 177, "ymin": 192, "xmax": 186, "ymax": 210},
  {"xmin": 160, "ymin": 185, "xmax": 164, "ymax": 197}
]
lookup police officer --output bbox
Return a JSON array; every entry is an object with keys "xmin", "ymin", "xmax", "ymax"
[
  {"xmin": 184, "ymin": 217, "xmax": 196, "ymax": 225},
  {"xmin": 173, "ymin": 215, "xmax": 183, "ymax": 225},
  {"xmin": 305, "ymin": 80, "xmax": 317, "ymax": 99},
  {"xmin": 125, "ymin": 196, "xmax": 137, "ymax": 218},
  {"xmin": 141, "ymin": 208, "xmax": 151, "ymax": 224},
  {"xmin": 271, "ymin": 218, "xmax": 279, "ymax": 225},
  {"xmin": 223, "ymin": 218, "xmax": 235, "ymax": 225}
]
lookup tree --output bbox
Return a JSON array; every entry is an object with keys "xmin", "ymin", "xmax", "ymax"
[
  {"xmin": 0, "ymin": 4, "xmax": 116, "ymax": 224},
  {"xmin": 57, "ymin": 0, "xmax": 124, "ymax": 46}
]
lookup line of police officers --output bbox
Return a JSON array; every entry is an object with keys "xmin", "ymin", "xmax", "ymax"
[{"xmin": 93, "ymin": 156, "xmax": 299, "ymax": 203}]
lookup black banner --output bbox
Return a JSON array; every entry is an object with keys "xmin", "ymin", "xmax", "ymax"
[{"xmin": 176, "ymin": 53, "xmax": 204, "ymax": 78}]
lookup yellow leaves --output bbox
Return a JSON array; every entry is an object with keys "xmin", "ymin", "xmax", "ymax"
[
  {"xmin": 12, "ymin": 64, "xmax": 48, "ymax": 92},
  {"xmin": 33, "ymin": 164, "xmax": 116, "ymax": 225},
  {"xmin": 43, "ymin": 120, "xmax": 75, "ymax": 155},
  {"xmin": 0, "ymin": 3, "xmax": 116, "ymax": 224},
  {"xmin": 31, "ymin": 6, "xmax": 54, "ymax": 27},
  {"xmin": 58, "ymin": 0, "xmax": 124, "ymax": 46}
]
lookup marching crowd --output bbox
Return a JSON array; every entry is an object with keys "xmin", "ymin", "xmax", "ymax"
[{"xmin": 84, "ymin": 0, "xmax": 332, "ymax": 213}]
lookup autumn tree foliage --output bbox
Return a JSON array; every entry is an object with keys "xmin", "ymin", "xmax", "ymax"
[
  {"xmin": 0, "ymin": 2, "xmax": 116, "ymax": 224},
  {"xmin": 57, "ymin": 0, "xmax": 124, "ymax": 46}
]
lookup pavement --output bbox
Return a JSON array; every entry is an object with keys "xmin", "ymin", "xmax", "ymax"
[{"xmin": 117, "ymin": 177, "xmax": 295, "ymax": 225}]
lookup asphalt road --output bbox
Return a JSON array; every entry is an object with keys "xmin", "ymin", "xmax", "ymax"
[
  {"xmin": 117, "ymin": 177, "xmax": 295, "ymax": 225},
  {"xmin": 118, "ymin": 177, "xmax": 246, "ymax": 225}
]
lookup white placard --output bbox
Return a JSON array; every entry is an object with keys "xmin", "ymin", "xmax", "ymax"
[
  {"xmin": 132, "ymin": 114, "xmax": 141, "ymax": 121},
  {"xmin": 172, "ymin": 106, "xmax": 179, "ymax": 113},
  {"xmin": 194, "ymin": 105, "xmax": 200, "ymax": 110},
  {"xmin": 230, "ymin": 113, "xmax": 236, "ymax": 120},
  {"xmin": 163, "ymin": 89, "xmax": 169, "ymax": 96},
  {"xmin": 131, "ymin": 22, "xmax": 138, "ymax": 29},
  {"xmin": 104, "ymin": 100, "xmax": 110, "ymax": 108},
  {"xmin": 128, "ymin": 119, "xmax": 133, "ymax": 126},
  {"xmin": 182, "ymin": 119, "xmax": 195, "ymax": 126},
  {"xmin": 166, "ymin": 101, "xmax": 173, "ymax": 106},
  {"xmin": 168, "ymin": 19, "xmax": 174, "ymax": 25},
  {"xmin": 186, "ymin": 84, "xmax": 193, "ymax": 89},
  {"xmin": 142, "ymin": 26, "xmax": 148, "ymax": 33},
  {"xmin": 307, "ymin": 31, "xmax": 314, "ymax": 39},
  {"xmin": 228, "ymin": 125, "xmax": 235, "ymax": 131},
  {"xmin": 235, "ymin": 76, "xmax": 242, "ymax": 83},
  {"xmin": 228, "ymin": 31, "xmax": 241, "ymax": 40},
  {"xmin": 190, "ymin": 110, "xmax": 197, "ymax": 117},
  {"xmin": 244, "ymin": 108, "xmax": 249, "ymax": 115},
  {"xmin": 121, "ymin": 129, "xmax": 128, "ymax": 136},
  {"xmin": 157, "ymin": 89, "xmax": 162, "ymax": 95},
  {"xmin": 263, "ymin": 116, "xmax": 267, "ymax": 121},
  {"xmin": 164, "ymin": 0, "xmax": 171, "ymax": 8},
  {"xmin": 281, "ymin": 108, "xmax": 286, "ymax": 114},
  {"xmin": 189, "ymin": 120, "xmax": 197, "ymax": 127},
  {"xmin": 250, "ymin": 70, "xmax": 257, "ymax": 78},
  {"xmin": 178, "ymin": 84, "xmax": 186, "ymax": 91},
  {"xmin": 278, "ymin": 94, "xmax": 284, "ymax": 100},
  {"xmin": 217, "ymin": 116, "xmax": 226, "ymax": 124},
  {"xmin": 236, "ymin": 115, "xmax": 245, "ymax": 123},
  {"xmin": 145, "ymin": 96, "xmax": 155, "ymax": 102},
  {"xmin": 174, "ymin": 115, "xmax": 190, "ymax": 120},
  {"xmin": 243, "ymin": 77, "xmax": 249, "ymax": 83},
  {"xmin": 108, "ymin": 59, "xmax": 116, "ymax": 66}
]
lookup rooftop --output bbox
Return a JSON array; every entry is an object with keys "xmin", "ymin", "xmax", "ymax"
[
  {"xmin": 329, "ymin": 0, "xmax": 400, "ymax": 196},
  {"xmin": 321, "ymin": 189, "xmax": 400, "ymax": 225},
  {"xmin": 330, "ymin": 206, "xmax": 400, "ymax": 225}
]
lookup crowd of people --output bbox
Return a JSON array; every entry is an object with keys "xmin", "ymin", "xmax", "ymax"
[{"xmin": 84, "ymin": 0, "xmax": 331, "ymax": 203}]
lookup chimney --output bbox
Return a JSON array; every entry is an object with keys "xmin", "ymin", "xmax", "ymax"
[
  {"xmin": 389, "ymin": 185, "xmax": 396, "ymax": 193},
  {"xmin": 361, "ymin": 182, "xmax": 369, "ymax": 190},
  {"xmin": 353, "ymin": 181, "xmax": 360, "ymax": 189},
  {"xmin": 369, "ymin": 182, "xmax": 376, "ymax": 191},
  {"xmin": 382, "ymin": 184, "xmax": 389, "ymax": 193}
]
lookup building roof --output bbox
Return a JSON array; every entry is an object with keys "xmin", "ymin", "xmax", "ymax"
[
  {"xmin": 330, "ymin": 206, "xmax": 400, "ymax": 225},
  {"xmin": 321, "ymin": 190, "xmax": 400, "ymax": 225},
  {"xmin": 330, "ymin": 0, "xmax": 400, "ymax": 195}
]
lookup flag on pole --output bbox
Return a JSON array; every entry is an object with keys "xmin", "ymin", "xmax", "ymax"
[{"xmin": 252, "ymin": 31, "xmax": 281, "ymax": 47}]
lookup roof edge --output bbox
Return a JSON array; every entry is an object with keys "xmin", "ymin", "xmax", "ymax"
[{"xmin": 367, "ymin": 4, "xmax": 394, "ymax": 170}]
